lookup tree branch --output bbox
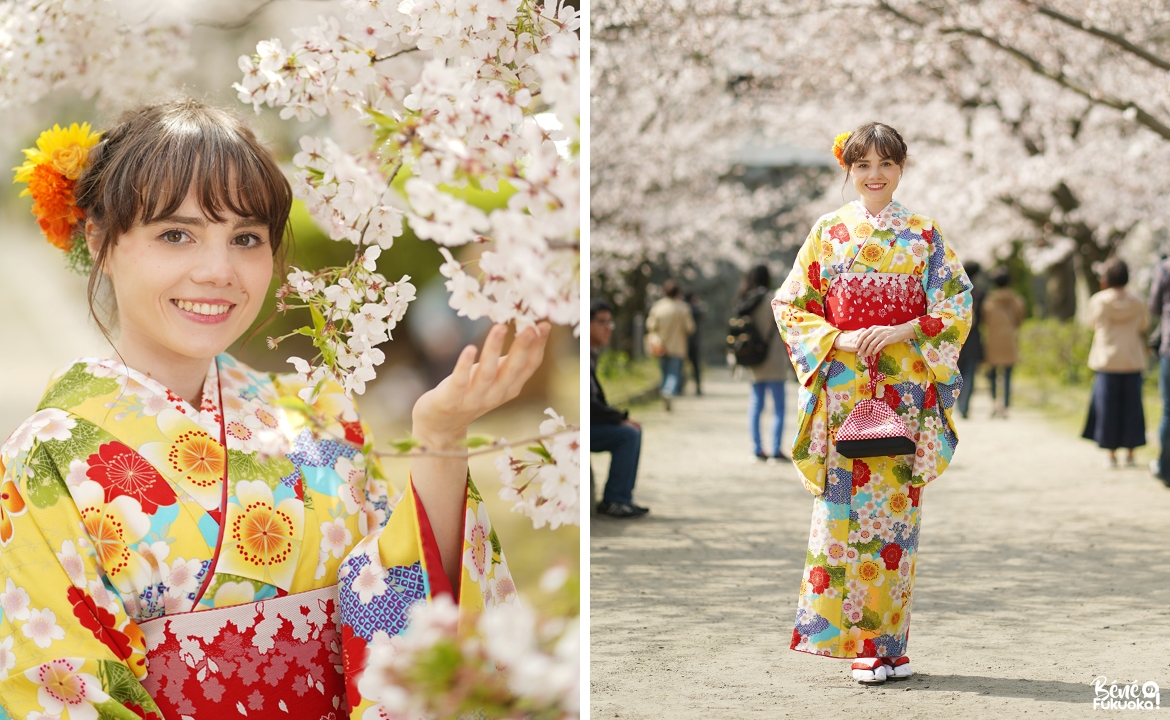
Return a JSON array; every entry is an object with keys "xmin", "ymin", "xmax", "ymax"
[
  {"xmin": 1023, "ymin": 1, "xmax": 1170, "ymax": 72},
  {"xmin": 940, "ymin": 24, "xmax": 1170, "ymax": 141}
]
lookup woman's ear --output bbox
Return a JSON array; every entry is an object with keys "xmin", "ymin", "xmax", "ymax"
[{"xmin": 85, "ymin": 219, "xmax": 108, "ymax": 276}]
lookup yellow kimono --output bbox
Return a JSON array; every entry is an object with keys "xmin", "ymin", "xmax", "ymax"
[
  {"xmin": 0, "ymin": 354, "xmax": 512, "ymax": 719},
  {"xmin": 773, "ymin": 200, "xmax": 972, "ymax": 658}
]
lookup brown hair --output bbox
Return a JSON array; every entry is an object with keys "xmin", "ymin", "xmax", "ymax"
[
  {"xmin": 74, "ymin": 99, "xmax": 293, "ymax": 339},
  {"xmin": 840, "ymin": 122, "xmax": 908, "ymax": 191},
  {"xmin": 1101, "ymin": 257, "xmax": 1129, "ymax": 288}
]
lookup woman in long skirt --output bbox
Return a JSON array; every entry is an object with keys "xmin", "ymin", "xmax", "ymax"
[{"xmin": 773, "ymin": 123, "xmax": 972, "ymax": 684}]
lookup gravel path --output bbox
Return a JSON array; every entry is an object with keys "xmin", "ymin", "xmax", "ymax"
[{"xmin": 590, "ymin": 369, "xmax": 1170, "ymax": 718}]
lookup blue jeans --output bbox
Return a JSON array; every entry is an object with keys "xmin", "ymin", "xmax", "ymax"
[
  {"xmin": 749, "ymin": 380, "xmax": 786, "ymax": 456},
  {"xmin": 659, "ymin": 356, "xmax": 684, "ymax": 398},
  {"xmin": 987, "ymin": 365, "xmax": 1013, "ymax": 407},
  {"xmin": 591, "ymin": 422, "xmax": 642, "ymax": 505},
  {"xmin": 1160, "ymin": 356, "xmax": 1170, "ymax": 476}
]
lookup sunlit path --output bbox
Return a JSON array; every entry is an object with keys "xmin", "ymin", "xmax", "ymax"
[{"xmin": 590, "ymin": 368, "xmax": 1170, "ymax": 719}]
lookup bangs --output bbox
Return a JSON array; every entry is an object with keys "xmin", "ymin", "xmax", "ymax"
[
  {"xmin": 842, "ymin": 123, "xmax": 907, "ymax": 167},
  {"xmin": 86, "ymin": 101, "xmax": 292, "ymax": 252}
]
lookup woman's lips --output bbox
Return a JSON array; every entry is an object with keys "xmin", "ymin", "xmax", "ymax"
[{"xmin": 171, "ymin": 299, "xmax": 235, "ymax": 324}]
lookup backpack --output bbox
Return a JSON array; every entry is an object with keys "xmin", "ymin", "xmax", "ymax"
[{"xmin": 726, "ymin": 289, "xmax": 770, "ymax": 367}]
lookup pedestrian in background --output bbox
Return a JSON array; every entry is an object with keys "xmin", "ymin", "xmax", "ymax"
[
  {"xmin": 645, "ymin": 279, "xmax": 695, "ymax": 411},
  {"xmin": 981, "ymin": 268, "xmax": 1025, "ymax": 418},
  {"xmin": 956, "ymin": 261, "xmax": 985, "ymax": 419},
  {"xmin": 685, "ymin": 292, "xmax": 705, "ymax": 396},
  {"xmin": 1083, "ymin": 258, "xmax": 1148, "ymax": 468},
  {"xmin": 1147, "ymin": 255, "xmax": 1170, "ymax": 486},
  {"xmin": 590, "ymin": 301, "xmax": 650, "ymax": 517},
  {"xmin": 733, "ymin": 265, "xmax": 793, "ymax": 461}
]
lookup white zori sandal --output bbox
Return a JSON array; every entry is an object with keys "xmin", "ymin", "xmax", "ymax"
[
  {"xmin": 851, "ymin": 658, "xmax": 888, "ymax": 684},
  {"xmin": 883, "ymin": 655, "xmax": 913, "ymax": 679}
]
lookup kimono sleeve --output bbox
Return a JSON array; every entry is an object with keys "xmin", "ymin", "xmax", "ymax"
[
  {"xmin": 910, "ymin": 222, "xmax": 973, "ymax": 397},
  {"xmin": 0, "ymin": 437, "xmax": 159, "ymax": 720},
  {"xmin": 773, "ymin": 223, "xmax": 840, "ymax": 389},
  {"xmin": 339, "ymin": 465, "xmax": 514, "ymax": 719}
]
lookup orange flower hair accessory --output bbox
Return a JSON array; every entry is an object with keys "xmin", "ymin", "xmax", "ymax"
[
  {"xmin": 13, "ymin": 122, "xmax": 102, "ymax": 273},
  {"xmin": 832, "ymin": 131, "xmax": 851, "ymax": 169}
]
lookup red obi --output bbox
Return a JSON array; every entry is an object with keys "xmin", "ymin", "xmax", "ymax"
[
  {"xmin": 825, "ymin": 273, "xmax": 926, "ymax": 331},
  {"xmin": 140, "ymin": 585, "xmax": 346, "ymax": 716}
]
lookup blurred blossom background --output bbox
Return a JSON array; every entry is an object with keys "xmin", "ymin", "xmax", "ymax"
[{"xmin": 0, "ymin": 0, "xmax": 578, "ymax": 606}]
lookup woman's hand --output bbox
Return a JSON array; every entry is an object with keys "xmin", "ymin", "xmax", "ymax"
[
  {"xmin": 833, "ymin": 331, "xmax": 860, "ymax": 353},
  {"xmin": 410, "ymin": 321, "xmax": 551, "ymax": 590},
  {"xmin": 411, "ymin": 322, "xmax": 552, "ymax": 450},
  {"xmin": 852, "ymin": 322, "xmax": 916, "ymax": 358}
]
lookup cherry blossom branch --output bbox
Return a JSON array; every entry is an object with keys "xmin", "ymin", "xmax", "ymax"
[{"xmin": 1021, "ymin": 1, "xmax": 1170, "ymax": 71}]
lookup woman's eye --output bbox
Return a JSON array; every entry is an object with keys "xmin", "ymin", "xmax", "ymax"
[
  {"xmin": 161, "ymin": 230, "xmax": 188, "ymax": 244},
  {"xmin": 234, "ymin": 233, "xmax": 265, "ymax": 248}
]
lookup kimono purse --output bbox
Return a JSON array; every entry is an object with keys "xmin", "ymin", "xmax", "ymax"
[{"xmin": 835, "ymin": 355, "xmax": 916, "ymax": 459}]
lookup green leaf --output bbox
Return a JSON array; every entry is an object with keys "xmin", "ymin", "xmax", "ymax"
[
  {"xmin": 488, "ymin": 528, "xmax": 503, "ymax": 560},
  {"xmin": 877, "ymin": 353, "xmax": 899, "ymax": 377},
  {"xmin": 792, "ymin": 434, "xmax": 812, "ymax": 462},
  {"xmin": 309, "ymin": 304, "xmax": 326, "ymax": 333},
  {"xmin": 826, "ymin": 565, "xmax": 846, "ymax": 588},
  {"xmin": 388, "ymin": 436, "xmax": 421, "ymax": 453},
  {"xmin": 854, "ymin": 539, "xmax": 883, "ymax": 556},
  {"xmin": 892, "ymin": 464, "xmax": 912, "ymax": 485},
  {"xmin": 466, "ymin": 477, "xmax": 484, "ymax": 504},
  {"xmin": 855, "ymin": 606, "xmax": 883, "ymax": 631},
  {"xmin": 41, "ymin": 417, "xmax": 104, "ymax": 468},
  {"xmin": 25, "ymin": 443, "xmax": 65, "ymax": 509},
  {"xmin": 97, "ymin": 660, "xmax": 159, "ymax": 712},
  {"xmin": 461, "ymin": 434, "xmax": 496, "ymax": 449},
  {"xmin": 38, "ymin": 364, "xmax": 119, "ymax": 411},
  {"xmin": 942, "ymin": 277, "xmax": 966, "ymax": 297},
  {"xmin": 526, "ymin": 444, "xmax": 553, "ymax": 462},
  {"xmin": 227, "ymin": 449, "xmax": 288, "ymax": 490}
]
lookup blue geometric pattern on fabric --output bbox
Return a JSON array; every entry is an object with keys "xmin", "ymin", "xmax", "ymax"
[
  {"xmin": 795, "ymin": 609, "xmax": 829, "ymax": 636},
  {"xmin": 279, "ymin": 466, "xmax": 303, "ymax": 491},
  {"xmin": 893, "ymin": 382, "xmax": 924, "ymax": 410},
  {"xmin": 289, "ymin": 431, "xmax": 360, "ymax": 469},
  {"xmin": 937, "ymin": 377, "xmax": 961, "ymax": 410},
  {"xmin": 136, "ymin": 583, "xmax": 168, "ymax": 620},
  {"xmin": 872, "ymin": 633, "xmax": 905, "ymax": 658},
  {"xmin": 827, "ymin": 359, "xmax": 849, "ymax": 379},
  {"xmin": 824, "ymin": 468, "xmax": 852, "ymax": 505},
  {"xmin": 926, "ymin": 238, "xmax": 951, "ymax": 290},
  {"xmin": 339, "ymin": 554, "xmax": 428, "ymax": 641}
]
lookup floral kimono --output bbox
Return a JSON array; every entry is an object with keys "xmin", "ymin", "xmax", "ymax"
[
  {"xmin": 773, "ymin": 200, "xmax": 972, "ymax": 659},
  {"xmin": 0, "ymin": 354, "xmax": 514, "ymax": 719}
]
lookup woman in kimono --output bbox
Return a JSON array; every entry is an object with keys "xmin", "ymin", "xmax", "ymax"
[
  {"xmin": 0, "ymin": 100, "xmax": 549, "ymax": 718},
  {"xmin": 772, "ymin": 123, "xmax": 972, "ymax": 685}
]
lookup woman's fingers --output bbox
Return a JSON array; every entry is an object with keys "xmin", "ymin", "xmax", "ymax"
[{"xmin": 469, "ymin": 323, "xmax": 508, "ymax": 393}]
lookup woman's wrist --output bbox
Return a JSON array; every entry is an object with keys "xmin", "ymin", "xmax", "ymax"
[{"xmin": 412, "ymin": 423, "xmax": 468, "ymax": 452}]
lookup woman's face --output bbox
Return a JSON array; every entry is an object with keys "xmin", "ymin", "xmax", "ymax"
[
  {"xmin": 101, "ymin": 189, "xmax": 274, "ymax": 363},
  {"xmin": 850, "ymin": 146, "xmax": 902, "ymax": 209}
]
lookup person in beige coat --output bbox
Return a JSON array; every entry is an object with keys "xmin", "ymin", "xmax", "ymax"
[
  {"xmin": 1082, "ymin": 258, "xmax": 1149, "ymax": 467},
  {"xmin": 981, "ymin": 268, "xmax": 1027, "ymax": 417},
  {"xmin": 646, "ymin": 279, "xmax": 695, "ymax": 410}
]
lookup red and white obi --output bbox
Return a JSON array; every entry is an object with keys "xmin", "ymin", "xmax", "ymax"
[{"xmin": 825, "ymin": 273, "xmax": 927, "ymax": 331}]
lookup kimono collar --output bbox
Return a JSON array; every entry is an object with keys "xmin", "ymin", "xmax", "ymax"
[
  {"xmin": 851, "ymin": 199, "xmax": 910, "ymax": 232},
  {"xmin": 82, "ymin": 356, "xmax": 221, "ymax": 438}
]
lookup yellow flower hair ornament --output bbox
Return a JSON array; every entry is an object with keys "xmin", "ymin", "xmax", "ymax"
[
  {"xmin": 832, "ymin": 131, "xmax": 851, "ymax": 169},
  {"xmin": 13, "ymin": 122, "xmax": 102, "ymax": 274}
]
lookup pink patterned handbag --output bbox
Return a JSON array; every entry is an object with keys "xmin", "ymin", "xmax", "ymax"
[{"xmin": 836, "ymin": 355, "xmax": 915, "ymax": 459}]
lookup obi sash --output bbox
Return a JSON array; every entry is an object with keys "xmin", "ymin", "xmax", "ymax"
[
  {"xmin": 140, "ymin": 585, "xmax": 345, "ymax": 716},
  {"xmin": 825, "ymin": 272, "xmax": 926, "ymax": 331}
]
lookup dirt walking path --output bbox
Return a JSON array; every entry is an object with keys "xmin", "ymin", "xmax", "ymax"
[{"xmin": 590, "ymin": 369, "xmax": 1170, "ymax": 718}]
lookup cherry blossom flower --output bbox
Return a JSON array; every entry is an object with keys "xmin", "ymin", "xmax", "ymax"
[
  {"xmin": 1, "ymin": 578, "xmax": 31, "ymax": 621},
  {"xmin": 22, "ymin": 607, "xmax": 66, "ymax": 649},
  {"xmin": 352, "ymin": 561, "xmax": 389, "ymax": 605},
  {"xmin": 320, "ymin": 517, "xmax": 354, "ymax": 559}
]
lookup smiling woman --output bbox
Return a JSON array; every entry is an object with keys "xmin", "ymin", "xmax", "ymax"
[{"xmin": 0, "ymin": 100, "xmax": 549, "ymax": 719}]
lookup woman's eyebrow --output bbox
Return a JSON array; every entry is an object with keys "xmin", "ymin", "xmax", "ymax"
[{"xmin": 148, "ymin": 215, "xmax": 265, "ymax": 230}]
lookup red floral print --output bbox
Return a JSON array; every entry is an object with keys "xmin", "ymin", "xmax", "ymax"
[
  {"xmin": 918, "ymin": 315, "xmax": 944, "ymax": 337},
  {"xmin": 923, "ymin": 384, "xmax": 937, "ymax": 409},
  {"xmin": 828, "ymin": 223, "xmax": 850, "ymax": 243},
  {"xmin": 806, "ymin": 299, "xmax": 824, "ymax": 318},
  {"xmin": 790, "ymin": 627, "xmax": 803, "ymax": 649},
  {"xmin": 341, "ymin": 624, "xmax": 368, "ymax": 712},
  {"xmin": 68, "ymin": 586, "xmax": 135, "ymax": 662},
  {"xmin": 861, "ymin": 639, "xmax": 877, "ymax": 657},
  {"xmin": 340, "ymin": 418, "xmax": 365, "ymax": 446},
  {"xmin": 908, "ymin": 484, "xmax": 922, "ymax": 507},
  {"xmin": 880, "ymin": 543, "xmax": 903, "ymax": 571},
  {"xmin": 851, "ymin": 460, "xmax": 870, "ymax": 492},
  {"xmin": 882, "ymin": 385, "xmax": 901, "ymax": 411},
  {"xmin": 807, "ymin": 261, "xmax": 821, "ymax": 288},
  {"xmin": 86, "ymin": 441, "xmax": 176, "ymax": 514},
  {"xmin": 920, "ymin": 227, "xmax": 933, "ymax": 243},
  {"xmin": 808, "ymin": 566, "xmax": 830, "ymax": 594}
]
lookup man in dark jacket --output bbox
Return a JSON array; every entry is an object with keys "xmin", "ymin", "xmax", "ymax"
[{"xmin": 591, "ymin": 300, "xmax": 649, "ymax": 517}]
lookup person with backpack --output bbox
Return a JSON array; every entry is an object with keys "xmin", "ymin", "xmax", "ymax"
[{"xmin": 732, "ymin": 264, "xmax": 794, "ymax": 461}]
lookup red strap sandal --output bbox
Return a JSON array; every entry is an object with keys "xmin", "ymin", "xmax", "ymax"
[
  {"xmin": 851, "ymin": 657, "xmax": 888, "ymax": 684},
  {"xmin": 882, "ymin": 655, "xmax": 913, "ymax": 679}
]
